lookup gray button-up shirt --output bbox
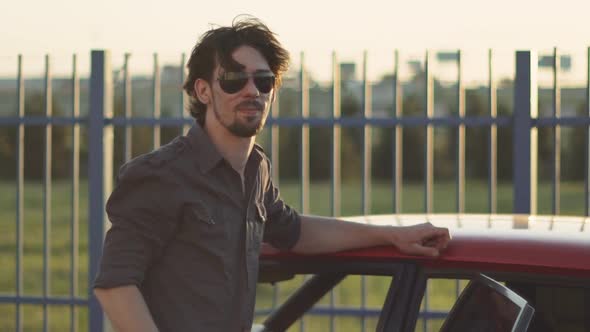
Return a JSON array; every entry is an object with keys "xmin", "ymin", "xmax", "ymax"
[{"xmin": 94, "ymin": 124, "xmax": 301, "ymax": 331}]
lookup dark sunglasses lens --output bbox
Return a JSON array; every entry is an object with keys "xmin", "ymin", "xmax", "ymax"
[
  {"xmin": 219, "ymin": 78, "xmax": 248, "ymax": 94},
  {"xmin": 254, "ymin": 76, "xmax": 275, "ymax": 93}
]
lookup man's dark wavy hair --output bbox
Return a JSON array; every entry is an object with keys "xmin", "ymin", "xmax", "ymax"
[{"xmin": 183, "ymin": 16, "xmax": 290, "ymax": 124}]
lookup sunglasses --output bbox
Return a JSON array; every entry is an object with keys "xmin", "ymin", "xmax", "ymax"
[{"xmin": 217, "ymin": 71, "xmax": 276, "ymax": 94}]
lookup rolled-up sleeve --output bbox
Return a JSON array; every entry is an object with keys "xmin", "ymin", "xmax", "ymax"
[
  {"xmin": 93, "ymin": 162, "xmax": 180, "ymax": 289},
  {"xmin": 262, "ymin": 177, "xmax": 301, "ymax": 251}
]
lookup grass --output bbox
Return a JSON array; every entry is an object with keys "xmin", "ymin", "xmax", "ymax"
[
  {"xmin": 0, "ymin": 179, "xmax": 587, "ymax": 331},
  {"xmin": 0, "ymin": 180, "xmax": 89, "ymax": 331}
]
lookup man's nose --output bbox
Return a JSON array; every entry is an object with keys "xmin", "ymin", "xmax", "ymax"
[{"xmin": 242, "ymin": 78, "xmax": 260, "ymax": 96}]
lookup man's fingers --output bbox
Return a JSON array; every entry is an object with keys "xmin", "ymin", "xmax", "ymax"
[
  {"xmin": 410, "ymin": 243, "xmax": 439, "ymax": 257},
  {"xmin": 422, "ymin": 233, "xmax": 448, "ymax": 246},
  {"xmin": 399, "ymin": 224, "xmax": 451, "ymax": 257},
  {"xmin": 425, "ymin": 228, "xmax": 451, "ymax": 248},
  {"xmin": 432, "ymin": 227, "xmax": 451, "ymax": 239}
]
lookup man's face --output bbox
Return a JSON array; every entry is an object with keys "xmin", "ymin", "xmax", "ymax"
[{"xmin": 207, "ymin": 45, "xmax": 275, "ymax": 138}]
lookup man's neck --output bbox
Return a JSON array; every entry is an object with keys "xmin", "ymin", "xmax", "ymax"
[{"xmin": 203, "ymin": 119, "xmax": 254, "ymax": 177}]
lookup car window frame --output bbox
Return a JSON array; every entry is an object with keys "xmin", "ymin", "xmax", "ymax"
[
  {"xmin": 406, "ymin": 268, "xmax": 590, "ymax": 332},
  {"xmin": 258, "ymin": 258, "xmax": 418, "ymax": 331}
]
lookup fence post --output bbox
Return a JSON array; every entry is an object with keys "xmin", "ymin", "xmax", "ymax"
[
  {"xmin": 513, "ymin": 50, "xmax": 538, "ymax": 214},
  {"xmin": 88, "ymin": 49, "xmax": 114, "ymax": 332}
]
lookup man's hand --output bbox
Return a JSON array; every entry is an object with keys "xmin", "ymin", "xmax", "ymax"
[{"xmin": 386, "ymin": 223, "xmax": 451, "ymax": 257}]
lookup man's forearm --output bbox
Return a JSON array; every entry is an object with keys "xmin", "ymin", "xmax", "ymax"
[
  {"xmin": 291, "ymin": 214, "xmax": 451, "ymax": 257},
  {"xmin": 291, "ymin": 215, "xmax": 390, "ymax": 254},
  {"xmin": 94, "ymin": 285, "xmax": 159, "ymax": 332}
]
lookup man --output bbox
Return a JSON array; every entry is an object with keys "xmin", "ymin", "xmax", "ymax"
[{"xmin": 93, "ymin": 17, "xmax": 451, "ymax": 332}]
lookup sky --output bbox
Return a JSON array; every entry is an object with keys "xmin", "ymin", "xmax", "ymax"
[{"xmin": 2, "ymin": 0, "xmax": 590, "ymax": 84}]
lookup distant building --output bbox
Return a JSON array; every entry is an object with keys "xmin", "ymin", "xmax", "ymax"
[
  {"xmin": 162, "ymin": 65, "xmax": 183, "ymax": 83},
  {"xmin": 340, "ymin": 63, "xmax": 356, "ymax": 82}
]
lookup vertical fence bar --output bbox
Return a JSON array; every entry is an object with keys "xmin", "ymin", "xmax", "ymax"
[
  {"xmin": 89, "ymin": 50, "xmax": 114, "ymax": 332},
  {"xmin": 552, "ymin": 47, "xmax": 561, "ymax": 215},
  {"xmin": 70, "ymin": 54, "xmax": 80, "ymax": 332},
  {"xmin": 454, "ymin": 49, "xmax": 466, "ymax": 309},
  {"xmin": 15, "ymin": 54, "xmax": 24, "ymax": 332},
  {"xmin": 488, "ymin": 49, "xmax": 498, "ymax": 215},
  {"xmin": 270, "ymin": 87, "xmax": 280, "ymax": 314},
  {"xmin": 330, "ymin": 51, "xmax": 341, "ymax": 332},
  {"xmin": 123, "ymin": 53, "xmax": 132, "ymax": 163},
  {"xmin": 43, "ymin": 54, "xmax": 53, "ymax": 332},
  {"xmin": 425, "ymin": 51, "xmax": 434, "ymax": 213},
  {"xmin": 153, "ymin": 53, "xmax": 161, "ymax": 149},
  {"xmin": 513, "ymin": 50, "xmax": 538, "ymax": 215},
  {"xmin": 299, "ymin": 52, "xmax": 310, "ymax": 214},
  {"xmin": 393, "ymin": 50, "xmax": 403, "ymax": 214},
  {"xmin": 268, "ymin": 62, "xmax": 281, "ymax": 319},
  {"xmin": 270, "ymin": 91, "xmax": 280, "ymax": 185},
  {"xmin": 268, "ymin": 72, "xmax": 281, "ymax": 314},
  {"xmin": 180, "ymin": 53, "xmax": 190, "ymax": 134},
  {"xmin": 456, "ymin": 50, "xmax": 465, "ymax": 214},
  {"xmin": 331, "ymin": 52, "xmax": 341, "ymax": 218},
  {"xmin": 362, "ymin": 51, "xmax": 372, "ymax": 216},
  {"xmin": 586, "ymin": 47, "xmax": 590, "ymax": 217},
  {"xmin": 299, "ymin": 52, "xmax": 309, "ymax": 332},
  {"xmin": 360, "ymin": 51, "xmax": 372, "ymax": 332},
  {"xmin": 423, "ymin": 50, "xmax": 434, "ymax": 332}
]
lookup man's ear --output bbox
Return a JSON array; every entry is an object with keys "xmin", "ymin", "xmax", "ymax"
[{"xmin": 194, "ymin": 79, "xmax": 211, "ymax": 104}]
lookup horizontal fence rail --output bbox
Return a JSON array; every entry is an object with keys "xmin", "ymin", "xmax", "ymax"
[
  {"xmin": 8, "ymin": 115, "xmax": 590, "ymax": 127},
  {"xmin": 0, "ymin": 47, "xmax": 589, "ymax": 332}
]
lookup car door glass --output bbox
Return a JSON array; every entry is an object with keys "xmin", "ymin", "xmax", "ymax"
[
  {"xmin": 507, "ymin": 282, "xmax": 589, "ymax": 332},
  {"xmin": 417, "ymin": 278, "xmax": 589, "ymax": 332},
  {"xmin": 439, "ymin": 275, "xmax": 534, "ymax": 332},
  {"xmin": 414, "ymin": 278, "xmax": 470, "ymax": 332}
]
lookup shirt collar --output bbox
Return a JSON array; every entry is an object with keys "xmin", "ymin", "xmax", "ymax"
[
  {"xmin": 185, "ymin": 122, "xmax": 265, "ymax": 174},
  {"xmin": 186, "ymin": 123, "xmax": 224, "ymax": 173}
]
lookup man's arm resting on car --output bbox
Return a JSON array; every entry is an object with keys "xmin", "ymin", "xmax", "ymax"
[
  {"xmin": 94, "ymin": 285, "xmax": 159, "ymax": 332},
  {"xmin": 291, "ymin": 215, "xmax": 450, "ymax": 257}
]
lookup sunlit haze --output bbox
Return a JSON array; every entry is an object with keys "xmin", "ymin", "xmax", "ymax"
[{"xmin": 2, "ymin": 0, "xmax": 590, "ymax": 85}]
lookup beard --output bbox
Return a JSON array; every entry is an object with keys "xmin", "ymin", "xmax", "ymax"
[{"xmin": 212, "ymin": 99, "xmax": 268, "ymax": 138}]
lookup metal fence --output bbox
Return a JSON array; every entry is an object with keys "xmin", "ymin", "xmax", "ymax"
[{"xmin": 0, "ymin": 48, "xmax": 589, "ymax": 331}]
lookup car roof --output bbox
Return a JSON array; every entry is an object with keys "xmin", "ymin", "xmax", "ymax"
[{"xmin": 261, "ymin": 214, "xmax": 590, "ymax": 277}]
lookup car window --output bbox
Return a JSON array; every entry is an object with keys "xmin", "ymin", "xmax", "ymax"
[
  {"xmin": 255, "ymin": 274, "xmax": 394, "ymax": 331},
  {"xmin": 506, "ymin": 282, "xmax": 590, "ymax": 332},
  {"xmin": 415, "ymin": 278, "xmax": 589, "ymax": 332},
  {"xmin": 414, "ymin": 278, "xmax": 470, "ymax": 332}
]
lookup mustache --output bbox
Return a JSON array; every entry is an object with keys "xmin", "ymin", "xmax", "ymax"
[{"xmin": 236, "ymin": 100, "xmax": 264, "ymax": 111}]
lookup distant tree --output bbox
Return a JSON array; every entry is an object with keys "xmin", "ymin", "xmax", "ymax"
[
  {"xmin": 496, "ymin": 101, "xmax": 513, "ymax": 181},
  {"xmin": 276, "ymin": 84, "xmax": 363, "ymax": 181},
  {"xmin": 564, "ymin": 101, "xmax": 589, "ymax": 180},
  {"xmin": 339, "ymin": 93, "xmax": 363, "ymax": 180},
  {"xmin": 0, "ymin": 92, "xmax": 69, "ymax": 180},
  {"xmin": 276, "ymin": 88, "xmax": 300, "ymax": 180}
]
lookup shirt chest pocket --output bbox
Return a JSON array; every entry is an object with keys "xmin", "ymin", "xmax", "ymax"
[
  {"xmin": 178, "ymin": 201, "xmax": 227, "ymax": 247},
  {"xmin": 247, "ymin": 203, "xmax": 267, "ymax": 252}
]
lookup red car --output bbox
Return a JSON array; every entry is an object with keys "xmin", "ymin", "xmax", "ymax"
[{"xmin": 256, "ymin": 214, "xmax": 590, "ymax": 332}]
